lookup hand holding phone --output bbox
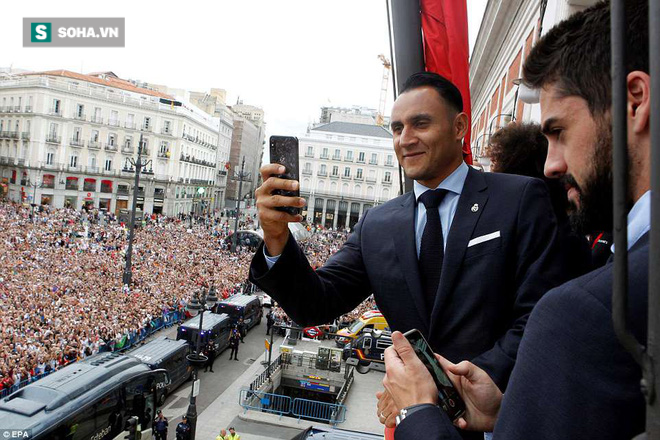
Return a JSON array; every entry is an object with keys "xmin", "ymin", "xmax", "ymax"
[
  {"xmin": 402, "ymin": 329, "xmax": 466, "ymax": 421},
  {"xmin": 269, "ymin": 136, "xmax": 301, "ymax": 216}
]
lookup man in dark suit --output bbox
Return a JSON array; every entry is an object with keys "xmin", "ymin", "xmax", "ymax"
[
  {"xmin": 382, "ymin": 2, "xmax": 650, "ymax": 439},
  {"xmin": 250, "ymin": 73, "xmax": 568, "ymax": 436}
]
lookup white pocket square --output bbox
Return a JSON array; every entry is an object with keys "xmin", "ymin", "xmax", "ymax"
[{"xmin": 468, "ymin": 231, "xmax": 501, "ymax": 248}]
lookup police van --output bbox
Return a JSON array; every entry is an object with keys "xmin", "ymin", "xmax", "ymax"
[
  {"xmin": 335, "ymin": 310, "xmax": 390, "ymax": 347},
  {"xmin": 176, "ymin": 311, "xmax": 233, "ymax": 354},
  {"xmin": 215, "ymin": 295, "xmax": 263, "ymax": 331},
  {"xmin": 129, "ymin": 337, "xmax": 191, "ymax": 405},
  {"xmin": 342, "ymin": 329, "xmax": 392, "ymax": 373}
]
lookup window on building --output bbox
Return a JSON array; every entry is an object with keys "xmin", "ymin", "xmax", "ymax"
[
  {"xmin": 386, "ymin": 154, "xmax": 393, "ymax": 166},
  {"xmin": 49, "ymin": 123, "xmax": 58, "ymax": 137},
  {"xmin": 125, "ymin": 137, "xmax": 132, "ymax": 148},
  {"xmin": 110, "ymin": 110, "xmax": 119, "ymax": 124},
  {"xmin": 108, "ymin": 134, "xmax": 116, "ymax": 146},
  {"xmin": 83, "ymin": 178, "xmax": 96, "ymax": 192},
  {"xmin": 94, "ymin": 107, "xmax": 102, "ymax": 122},
  {"xmin": 370, "ymin": 153, "xmax": 378, "ymax": 164},
  {"xmin": 46, "ymin": 151, "xmax": 54, "ymax": 165},
  {"xmin": 358, "ymin": 152, "xmax": 365, "ymax": 162},
  {"xmin": 322, "ymin": 147, "xmax": 328, "ymax": 158},
  {"xmin": 384, "ymin": 171, "xmax": 391, "ymax": 182},
  {"xmin": 105, "ymin": 159, "xmax": 113, "ymax": 171},
  {"xmin": 344, "ymin": 167, "xmax": 351, "ymax": 177},
  {"xmin": 52, "ymin": 99, "xmax": 61, "ymax": 114},
  {"xmin": 304, "ymin": 162, "xmax": 312, "ymax": 173},
  {"xmin": 69, "ymin": 155, "xmax": 78, "ymax": 168},
  {"xmin": 356, "ymin": 168, "xmax": 363, "ymax": 179},
  {"xmin": 0, "ymin": 121, "xmax": 3, "ymax": 131},
  {"xmin": 163, "ymin": 120, "xmax": 171, "ymax": 134},
  {"xmin": 332, "ymin": 165, "xmax": 339, "ymax": 176},
  {"xmin": 92, "ymin": 130, "xmax": 99, "ymax": 142},
  {"xmin": 143, "ymin": 117, "xmax": 151, "ymax": 130},
  {"xmin": 76, "ymin": 104, "xmax": 84, "ymax": 118},
  {"xmin": 333, "ymin": 149, "xmax": 341, "ymax": 160},
  {"xmin": 320, "ymin": 164, "xmax": 327, "ymax": 174},
  {"xmin": 306, "ymin": 146, "xmax": 314, "ymax": 156},
  {"xmin": 73, "ymin": 127, "xmax": 82, "ymax": 141},
  {"xmin": 346, "ymin": 150, "xmax": 353, "ymax": 160},
  {"xmin": 89, "ymin": 155, "xmax": 97, "ymax": 168},
  {"xmin": 127, "ymin": 113, "xmax": 135, "ymax": 127}
]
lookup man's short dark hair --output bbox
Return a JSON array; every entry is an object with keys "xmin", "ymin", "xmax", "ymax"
[
  {"xmin": 523, "ymin": 0, "xmax": 648, "ymax": 116},
  {"xmin": 488, "ymin": 123, "xmax": 548, "ymax": 178},
  {"xmin": 400, "ymin": 72, "xmax": 463, "ymax": 114}
]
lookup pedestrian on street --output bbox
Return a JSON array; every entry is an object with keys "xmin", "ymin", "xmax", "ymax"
[
  {"xmin": 153, "ymin": 409, "xmax": 168, "ymax": 440},
  {"xmin": 215, "ymin": 429, "xmax": 228, "ymax": 440},
  {"xmin": 266, "ymin": 311, "xmax": 274, "ymax": 336},
  {"xmin": 204, "ymin": 341, "xmax": 216, "ymax": 373},
  {"xmin": 228, "ymin": 328, "xmax": 240, "ymax": 361},
  {"xmin": 237, "ymin": 318, "xmax": 246, "ymax": 343},
  {"xmin": 226, "ymin": 427, "xmax": 241, "ymax": 440},
  {"xmin": 175, "ymin": 416, "xmax": 191, "ymax": 440}
]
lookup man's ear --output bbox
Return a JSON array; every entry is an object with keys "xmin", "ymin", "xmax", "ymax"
[
  {"xmin": 454, "ymin": 112, "xmax": 469, "ymax": 141},
  {"xmin": 627, "ymin": 71, "xmax": 651, "ymax": 135}
]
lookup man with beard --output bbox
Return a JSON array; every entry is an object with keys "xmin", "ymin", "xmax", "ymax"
[{"xmin": 381, "ymin": 1, "xmax": 651, "ymax": 439}]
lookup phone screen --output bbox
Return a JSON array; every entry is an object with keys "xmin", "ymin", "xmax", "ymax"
[
  {"xmin": 403, "ymin": 329, "xmax": 466, "ymax": 421},
  {"xmin": 269, "ymin": 135, "xmax": 300, "ymax": 215}
]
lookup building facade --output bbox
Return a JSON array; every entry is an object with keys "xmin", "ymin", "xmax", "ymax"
[
  {"xmin": 299, "ymin": 121, "xmax": 400, "ymax": 230},
  {"xmin": 226, "ymin": 116, "xmax": 263, "ymax": 204},
  {"xmin": 0, "ymin": 70, "xmax": 230, "ymax": 216},
  {"xmin": 469, "ymin": 0, "xmax": 597, "ymax": 170}
]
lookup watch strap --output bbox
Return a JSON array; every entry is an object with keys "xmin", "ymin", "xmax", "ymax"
[{"xmin": 395, "ymin": 403, "xmax": 437, "ymax": 426}]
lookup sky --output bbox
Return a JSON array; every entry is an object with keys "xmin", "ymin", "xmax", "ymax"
[{"xmin": 3, "ymin": 0, "xmax": 488, "ymax": 159}]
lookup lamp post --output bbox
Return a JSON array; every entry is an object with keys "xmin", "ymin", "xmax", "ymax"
[
  {"xmin": 27, "ymin": 176, "xmax": 43, "ymax": 221},
  {"xmin": 231, "ymin": 156, "xmax": 249, "ymax": 252},
  {"xmin": 185, "ymin": 287, "xmax": 219, "ymax": 440},
  {"xmin": 190, "ymin": 186, "xmax": 205, "ymax": 228},
  {"xmin": 123, "ymin": 134, "xmax": 151, "ymax": 286}
]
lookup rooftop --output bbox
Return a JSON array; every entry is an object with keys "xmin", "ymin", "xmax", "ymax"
[{"xmin": 311, "ymin": 122, "xmax": 392, "ymax": 139}]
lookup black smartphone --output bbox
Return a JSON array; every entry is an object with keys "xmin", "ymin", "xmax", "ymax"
[
  {"xmin": 403, "ymin": 329, "xmax": 466, "ymax": 421},
  {"xmin": 269, "ymin": 135, "xmax": 301, "ymax": 216}
]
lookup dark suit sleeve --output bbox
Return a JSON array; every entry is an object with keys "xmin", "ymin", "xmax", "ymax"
[
  {"xmin": 394, "ymin": 406, "xmax": 462, "ymax": 440},
  {"xmin": 248, "ymin": 213, "xmax": 372, "ymax": 326},
  {"xmin": 472, "ymin": 179, "xmax": 565, "ymax": 390}
]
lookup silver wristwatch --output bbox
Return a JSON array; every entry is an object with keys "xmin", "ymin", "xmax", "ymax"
[{"xmin": 395, "ymin": 403, "xmax": 436, "ymax": 426}]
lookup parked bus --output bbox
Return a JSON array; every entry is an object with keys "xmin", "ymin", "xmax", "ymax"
[
  {"xmin": 215, "ymin": 294, "xmax": 263, "ymax": 330},
  {"xmin": 0, "ymin": 352, "xmax": 168, "ymax": 440},
  {"xmin": 129, "ymin": 337, "xmax": 191, "ymax": 405},
  {"xmin": 176, "ymin": 311, "xmax": 233, "ymax": 355}
]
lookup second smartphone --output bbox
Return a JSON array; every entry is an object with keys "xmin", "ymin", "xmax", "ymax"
[{"xmin": 269, "ymin": 135, "xmax": 301, "ymax": 216}]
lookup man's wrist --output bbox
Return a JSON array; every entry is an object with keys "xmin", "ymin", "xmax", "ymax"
[{"xmin": 395, "ymin": 403, "xmax": 438, "ymax": 426}]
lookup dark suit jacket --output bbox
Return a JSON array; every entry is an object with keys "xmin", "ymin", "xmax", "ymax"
[
  {"xmin": 250, "ymin": 168, "xmax": 568, "ymax": 391},
  {"xmin": 396, "ymin": 233, "xmax": 649, "ymax": 440}
]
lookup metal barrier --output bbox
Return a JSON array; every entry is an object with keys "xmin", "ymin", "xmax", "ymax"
[
  {"xmin": 291, "ymin": 398, "xmax": 347, "ymax": 425},
  {"xmin": 239, "ymin": 389, "xmax": 292, "ymax": 418},
  {"xmin": 0, "ymin": 310, "xmax": 182, "ymax": 398},
  {"xmin": 248, "ymin": 355, "xmax": 283, "ymax": 392}
]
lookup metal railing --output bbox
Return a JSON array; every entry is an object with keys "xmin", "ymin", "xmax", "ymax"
[
  {"xmin": 291, "ymin": 398, "xmax": 347, "ymax": 425},
  {"xmin": 46, "ymin": 135, "xmax": 61, "ymax": 144},
  {"xmin": 88, "ymin": 140, "xmax": 101, "ymax": 150},
  {"xmin": 70, "ymin": 138, "xmax": 84, "ymax": 148},
  {"xmin": 249, "ymin": 355, "xmax": 284, "ymax": 392},
  {"xmin": 239, "ymin": 389, "xmax": 292, "ymax": 418}
]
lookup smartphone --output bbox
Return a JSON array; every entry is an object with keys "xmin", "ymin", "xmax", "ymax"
[
  {"xmin": 269, "ymin": 135, "xmax": 300, "ymax": 216},
  {"xmin": 403, "ymin": 329, "xmax": 466, "ymax": 421}
]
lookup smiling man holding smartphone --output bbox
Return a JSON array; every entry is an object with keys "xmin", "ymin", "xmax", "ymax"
[{"xmin": 250, "ymin": 73, "xmax": 573, "ymax": 439}]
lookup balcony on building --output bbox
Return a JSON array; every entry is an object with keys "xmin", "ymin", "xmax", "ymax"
[
  {"xmin": 332, "ymin": 154, "xmax": 341, "ymax": 161},
  {"xmin": 341, "ymin": 174, "xmax": 352, "ymax": 180},
  {"xmin": 13, "ymin": 106, "xmax": 21, "ymax": 113},
  {"xmin": 157, "ymin": 150, "xmax": 171, "ymax": 159},
  {"xmin": 24, "ymin": 106, "xmax": 33, "ymax": 113},
  {"xmin": 317, "ymin": 171, "xmax": 327, "ymax": 177},
  {"xmin": 46, "ymin": 134, "xmax": 61, "ymax": 144},
  {"xmin": 108, "ymin": 119, "xmax": 120, "ymax": 127},
  {"xmin": 124, "ymin": 121, "xmax": 137, "ymax": 130},
  {"xmin": 88, "ymin": 140, "xmax": 101, "ymax": 150},
  {"xmin": 86, "ymin": 166, "xmax": 100, "ymax": 174},
  {"xmin": 141, "ymin": 124, "xmax": 152, "ymax": 132},
  {"xmin": 302, "ymin": 169, "xmax": 312, "ymax": 176},
  {"xmin": 90, "ymin": 115, "xmax": 104, "ymax": 124},
  {"xmin": 70, "ymin": 138, "xmax": 84, "ymax": 148},
  {"xmin": 49, "ymin": 108, "xmax": 62, "ymax": 117},
  {"xmin": 104, "ymin": 143, "xmax": 118, "ymax": 153},
  {"xmin": 381, "ymin": 179, "xmax": 392, "ymax": 185},
  {"xmin": 67, "ymin": 164, "xmax": 81, "ymax": 173},
  {"xmin": 21, "ymin": 132, "xmax": 30, "ymax": 140},
  {"xmin": 8, "ymin": 131, "xmax": 19, "ymax": 139},
  {"xmin": 366, "ymin": 177, "xmax": 377, "ymax": 183},
  {"xmin": 344, "ymin": 157, "xmax": 353, "ymax": 162},
  {"xmin": 354, "ymin": 175, "xmax": 364, "ymax": 181},
  {"xmin": 304, "ymin": 151, "xmax": 315, "ymax": 158},
  {"xmin": 160, "ymin": 127, "xmax": 173, "ymax": 136},
  {"xmin": 122, "ymin": 144, "xmax": 134, "ymax": 155},
  {"xmin": 369, "ymin": 160, "xmax": 378, "ymax": 165},
  {"xmin": 73, "ymin": 113, "xmax": 86, "ymax": 121},
  {"xmin": 117, "ymin": 185, "xmax": 130, "ymax": 196},
  {"xmin": 385, "ymin": 161, "xmax": 394, "ymax": 167},
  {"xmin": 320, "ymin": 154, "xmax": 330, "ymax": 160}
]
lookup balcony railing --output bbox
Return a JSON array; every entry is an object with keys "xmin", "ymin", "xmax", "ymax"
[
  {"xmin": 317, "ymin": 171, "xmax": 327, "ymax": 177},
  {"xmin": 90, "ymin": 115, "xmax": 104, "ymax": 124},
  {"xmin": 385, "ymin": 162, "xmax": 394, "ymax": 167},
  {"xmin": 382, "ymin": 179, "xmax": 392, "ymax": 185},
  {"xmin": 344, "ymin": 157, "xmax": 354, "ymax": 162},
  {"xmin": 88, "ymin": 140, "xmax": 101, "ymax": 150},
  {"xmin": 73, "ymin": 113, "xmax": 86, "ymax": 121},
  {"xmin": 366, "ymin": 177, "xmax": 377, "ymax": 183},
  {"xmin": 108, "ymin": 119, "xmax": 120, "ymax": 127},
  {"xmin": 125, "ymin": 121, "xmax": 137, "ymax": 130},
  {"xmin": 357, "ymin": 159, "xmax": 365, "ymax": 164},
  {"xmin": 104, "ymin": 143, "xmax": 118, "ymax": 152},
  {"xmin": 70, "ymin": 138, "xmax": 84, "ymax": 148},
  {"xmin": 86, "ymin": 166, "xmax": 100, "ymax": 174},
  {"xmin": 354, "ymin": 175, "xmax": 364, "ymax": 181},
  {"xmin": 341, "ymin": 175, "xmax": 352, "ymax": 180},
  {"xmin": 21, "ymin": 132, "xmax": 30, "ymax": 140},
  {"xmin": 302, "ymin": 169, "xmax": 313, "ymax": 175},
  {"xmin": 117, "ymin": 187, "xmax": 130, "ymax": 196},
  {"xmin": 304, "ymin": 152, "xmax": 315, "ymax": 158},
  {"xmin": 46, "ymin": 135, "xmax": 61, "ymax": 144},
  {"xmin": 122, "ymin": 146, "xmax": 134, "ymax": 154},
  {"xmin": 24, "ymin": 106, "xmax": 32, "ymax": 113},
  {"xmin": 49, "ymin": 108, "xmax": 62, "ymax": 116},
  {"xmin": 330, "ymin": 173, "xmax": 339, "ymax": 179},
  {"xmin": 141, "ymin": 125, "xmax": 152, "ymax": 132},
  {"xmin": 320, "ymin": 154, "xmax": 330, "ymax": 160},
  {"xmin": 161, "ymin": 128, "xmax": 172, "ymax": 135},
  {"xmin": 332, "ymin": 155, "xmax": 341, "ymax": 161},
  {"xmin": 157, "ymin": 151, "xmax": 170, "ymax": 158},
  {"xmin": 67, "ymin": 165, "xmax": 81, "ymax": 172},
  {"xmin": 8, "ymin": 131, "xmax": 19, "ymax": 139},
  {"xmin": 13, "ymin": 106, "xmax": 21, "ymax": 112}
]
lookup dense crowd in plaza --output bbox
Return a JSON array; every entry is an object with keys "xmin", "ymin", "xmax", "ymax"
[{"xmin": 0, "ymin": 201, "xmax": 371, "ymax": 393}]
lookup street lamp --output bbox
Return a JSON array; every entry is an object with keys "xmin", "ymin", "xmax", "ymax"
[
  {"xmin": 27, "ymin": 176, "xmax": 43, "ymax": 221},
  {"xmin": 185, "ymin": 287, "xmax": 219, "ymax": 440},
  {"xmin": 190, "ymin": 186, "xmax": 205, "ymax": 228},
  {"xmin": 123, "ymin": 134, "xmax": 151, "ymax": 286},
  {"xmin": 231, "ymin": 156, "xmax": 250, "ymax": 252}
]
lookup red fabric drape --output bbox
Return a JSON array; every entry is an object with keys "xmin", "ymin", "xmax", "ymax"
[{"xmin": 421, "ymin": 0, "xmax": 473, "ymax": 164}]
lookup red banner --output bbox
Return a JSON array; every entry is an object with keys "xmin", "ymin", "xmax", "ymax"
[{"xmin": 420, "ymin": 0, "xmax": 473, "ymax": 164}]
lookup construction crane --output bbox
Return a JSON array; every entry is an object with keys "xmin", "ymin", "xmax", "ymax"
[{"xmin": 376, "ymin": 54, "xmax": 391, "ymax": 126}]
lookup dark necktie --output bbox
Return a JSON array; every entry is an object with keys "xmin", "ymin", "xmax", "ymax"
[{"xmin": 418, "ymin": 189, "xmax": 448, "ymax": 308}]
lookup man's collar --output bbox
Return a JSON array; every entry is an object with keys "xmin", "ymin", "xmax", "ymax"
[
  {"xmin": 611, "ymin": 190, "xmax": 651, "ymax": 253},
  {"xmin": 413, "ymin": 161, "xmax": 469, "ymax": 201}
]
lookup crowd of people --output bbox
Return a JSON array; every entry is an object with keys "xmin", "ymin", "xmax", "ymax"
[
  {"xmin": 0, "ymin": 201, "xmax": 254, "ymax": 393},
  {"xmin": 0, "ymin": 201, "xmax": 376, "ymax": 394}
]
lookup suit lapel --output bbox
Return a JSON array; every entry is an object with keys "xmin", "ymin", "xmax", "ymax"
[
  {"xmin": 392, "ymin": 192, "xmax": 430, "ymax": 333},
  {"xmin": 430, "ymin": 168, "xmax": 489, "ymax": 331}
]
